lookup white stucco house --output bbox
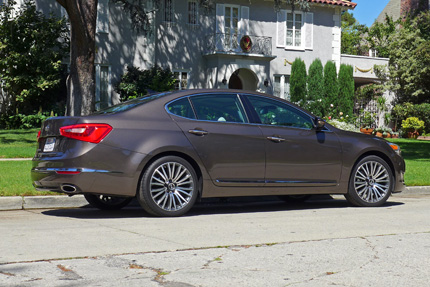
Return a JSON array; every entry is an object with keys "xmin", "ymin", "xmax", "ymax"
[{"xmin": 14, "ymin": 0, "xmax": 388, "ymax": 110}]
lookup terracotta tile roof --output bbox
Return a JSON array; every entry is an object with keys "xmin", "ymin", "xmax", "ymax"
[{"xmin": 308, "ymin": 0, "xmax": 357, "ymax": 8}]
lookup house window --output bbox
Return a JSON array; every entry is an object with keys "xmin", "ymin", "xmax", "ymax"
[
  {"xmin": 277, "ymin": 10, "xmax": 313, "ymax": 50},
  {"xmin": 188, "ymin": 0, "xmax": 198, "ymax": 25},
  {"xmin": 286, "ymin": 12, "xmax": 302, "ymax": 47},
  {"xmin": 164, "ymin": 0, "xmax": 174, "ymax": 23},
  {"xmin": 95, "ymin": 65, "xmax": 111, "ymax": 110},
  {"xmin": 273, "ymin": 75, "xmax": 290, "ymax": 101},
  {"xmin": 174, "ymin": 71, "xmax": 188, "ymax": 90},
  {"xmin": 224, "ymin": 5, "xmax": 240, "ymax": 50}
]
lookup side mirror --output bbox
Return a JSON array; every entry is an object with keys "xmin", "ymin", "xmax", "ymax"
[{"xmin": 314, "ymin": 117, "xmax": 325, "ymax": 131}]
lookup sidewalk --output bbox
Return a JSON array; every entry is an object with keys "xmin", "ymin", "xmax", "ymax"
[{"xmin": 0, "ymin": 186, "xmax": 429, "ymax": 211}]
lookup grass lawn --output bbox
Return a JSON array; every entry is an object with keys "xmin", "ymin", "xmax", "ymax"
[
  {"xmin": 0, "ymin": 128, "xmax": 39, "ymax": 158},
  {"xmin": 387, "ymin": 138, "xmax": 430, "ymax": 186},
  {"xmin": 0, "ymin": 161, "xmax": 56, "ymax": 196}
]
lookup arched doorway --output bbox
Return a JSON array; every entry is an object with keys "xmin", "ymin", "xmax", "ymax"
[
  {"xmin": 228, "ymin": 72, "xmax": 243, "ymax": 89},
  {"xmin": 228, "ymin": 68, "xmax": 258, "ymax": 91}
]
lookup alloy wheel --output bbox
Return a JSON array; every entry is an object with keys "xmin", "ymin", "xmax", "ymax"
[
  {"xmin": 149, "ymin": 161, "xmax": 195, "ymax": 211},
  {"xmin": 353, "ymin": 160, "xmax": 390, "ymax": 203}
]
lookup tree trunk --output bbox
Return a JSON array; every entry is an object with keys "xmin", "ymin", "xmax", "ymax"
[{"xmin": 57, "ymin": 0, "xmax": 98, "ymax": 116}]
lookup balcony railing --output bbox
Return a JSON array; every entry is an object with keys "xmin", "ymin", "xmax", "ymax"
[{"xmin": 204, "ymin": 33, "xmax": 273, "ymax": 57}]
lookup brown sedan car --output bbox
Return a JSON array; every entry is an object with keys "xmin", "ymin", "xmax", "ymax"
[{"xmin": 32, "ymin": 89, "xmax": 406, "ymax": 216}]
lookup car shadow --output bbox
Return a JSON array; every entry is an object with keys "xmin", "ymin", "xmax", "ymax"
[{"xmin": 41, "ymin": 195, "xmax": 405, "ymax": 219}]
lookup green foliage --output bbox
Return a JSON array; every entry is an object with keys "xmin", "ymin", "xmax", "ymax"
[
  {"xmin": 323, "ymin": 61, "xmax": 338, "ymax": 117},
  {"xmin": 273, "ymin": 0, "xmax": 310, "ymax": 12},
  {"xmin": 402, "ymin": 117, "xmax": 425, "ymax": 132},
  {"xmin": 337, "ymin": 64, "xmax": 354, "ymax": 118},
  {"xmin": 355, "ymin": 83, "xmax": 383, "ymax": 102},
  {"xmin": 306, "ymin": 58, "xmax": 324, "ymax": 117},
  {"xmin": 392, "ymin": 103, "xmax": 430, "ymax": 133},
  {"xmin": 289, "ymin": 58, "xmax": 307, "ymax": 105},
  {"xmin": 341, "ymin": 11, "xmax": 368, "ymax": 55},
  {"xmin": 4, "ymin": 113, "xmax": 49, "ymax": 129},
  {"xmin": 0, "ymin": 0, "xmax": 69, "ymax": 118},
  {"xmin": 376, "ymin": 11, "xmax": 430, "ymax": 103},
  {"xmin": 366, "ymin": 15, "xmax": 396, "ymax": 58},
  {"xmin": 360, "ymin": 111, "xmax": 375, "ymax": 128},
  {"xmin": 114, "ymin": 65, "xmax": 177, "ymax": 101}
]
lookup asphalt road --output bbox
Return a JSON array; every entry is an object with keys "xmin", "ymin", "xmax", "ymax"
[{"xmin": 1, "ymin": 193, "xmax": 429, "ymax": 286}]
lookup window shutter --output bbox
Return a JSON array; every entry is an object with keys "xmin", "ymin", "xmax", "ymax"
[
  {"xmin": 216, "ymin": 4, "xmax": 225, "ymax": 34},
  {"xmin": 305, "ymin": 12, "xmax": 313, "ymax": 50},
  {"xmin": 96, "ymin": 0, "xmax": 109, "ymax": 33},
  {"xmin": 240, "ymin": 6, "xmax": 249, "ymax": 36},
  {"xmin": 216, "ymin": 4, "xmax": 225, "ymax": 51},
  {"xmin": 277, "ymin": 10, "xmax": 286, "ymax": 48}
]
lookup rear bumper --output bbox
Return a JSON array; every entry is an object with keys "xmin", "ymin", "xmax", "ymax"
[{"xmin": 31, "ymin": 144, "xmax": 148, "ymax": 197}]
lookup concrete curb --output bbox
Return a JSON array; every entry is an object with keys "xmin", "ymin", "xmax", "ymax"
[
  {"xmin": 0, "ymin": 186, "xmax": 429, "ymax": 211},
  {"xmin": 0, "ymin": 195, "xmax": 88, "ymax": 211}
]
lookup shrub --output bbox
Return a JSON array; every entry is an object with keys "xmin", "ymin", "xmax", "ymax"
[
  {"xmin": 290, "ymin": 58, "xmax": 307, "ymax": 105},
  {"xmin": 323, "ymin": 61, "xmax": 338, "ymax": 117},
  {"xmin": 1, "ymin": 112, "xmax": 50, "ymax": 129},
  {"xmin": 402, "ymin": 117, "xmax": 424, "ymax": 133},
  {"xmin": 392, "ymin": 103, "xmax": 430, "ymax": 133},
  {"xmin": 114, "ymin": 65, "xmax": 177, "ymax": 101},
  {"xmin": 307, "ymin": 58, "xmax": 324, "ymax": 117}
]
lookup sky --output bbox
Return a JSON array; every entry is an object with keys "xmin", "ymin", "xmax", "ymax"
[{"xmin": 351, "ymin": 0, "xmax": 391, "ymax": 27}]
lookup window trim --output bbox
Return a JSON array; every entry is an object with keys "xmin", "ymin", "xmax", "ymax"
[
  {"xmin": 95, "ymin": 64, "xmax": 112, "ymax": 110},
  {"xmin": 173, "ymin": 70, "xmax": 189, "ymax": 90},
  {"xmin": 187, "ymin": 0, "xmax": 199, "ymax": 26},
  {"xmin": 163, "ymin": 0, "xmax": 175, "ymax": 23}
]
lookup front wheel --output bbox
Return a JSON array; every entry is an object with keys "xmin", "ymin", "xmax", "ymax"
[
  {"xmin": 84, "ymin": 194, "xmax": 133, "ymax": 210},
  {"xmin": 345, "ymin": 156, "xmax": 393, "ymax": 207},
  {"xmin": 137, "ymin": 156, "xmax": 198, "ymax": 217}
]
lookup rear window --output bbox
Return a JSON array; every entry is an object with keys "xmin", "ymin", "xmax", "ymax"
[{"xmin": 93, "ymin": 92, "xmax": 172, "ymax": 115}]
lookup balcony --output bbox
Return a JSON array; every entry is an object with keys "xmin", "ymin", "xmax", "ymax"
[{"xmin": 204, "ymin": 33, "xmax": 275, "ymax": 60}]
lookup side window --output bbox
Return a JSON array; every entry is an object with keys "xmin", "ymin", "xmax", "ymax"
[
  {"xmin": 248, "ymin": 96, "xmax": 313, "ymax": 129},
  {"xmin": 190, "ymin": 94, "xmax": 247, "ymax": 123},
  {"xmin": 167, "ymin": 98, "xmax": 196, "ymax": 119}
]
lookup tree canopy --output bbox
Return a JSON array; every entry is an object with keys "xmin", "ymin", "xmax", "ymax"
[
  {"xmin": 0, "ymin": 0, "xmax": 69, "ymax": 119},
  {"xmin": 341, "ymin": 11, "xmax": 368, "ymax": 56},
  {"xmin": 374, "ymin": 11, "xmax": 430, "ymax": 104}
]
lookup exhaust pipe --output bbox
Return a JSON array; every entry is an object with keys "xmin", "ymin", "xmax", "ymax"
[{"xmin": 61, "ymin": 184, "xmax": 78, "ymax": 194}]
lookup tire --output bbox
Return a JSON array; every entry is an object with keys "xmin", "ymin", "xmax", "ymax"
[
  {"xmin": 84, "ymin": 194, "xmax": 133, "ymax": 210},
  {"xmin": 345, "ymin": 155, "xmax": 393, "ymax": 207},
  {"xmin": 278, "ymin": 195, "xmax": 311, "ymax": 203},
  {"xmin": 137, "ymin": 156, "xmax": 198, "ymax": 217}
]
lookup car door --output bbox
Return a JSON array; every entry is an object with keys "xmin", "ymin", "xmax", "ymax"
[
  {"xmin": 167, "ymin": 93, "xmax": 266, "ymax": 187},
  {"xmin": 246, "ymin": 95, "xmax": 343, "ymax": 187}
]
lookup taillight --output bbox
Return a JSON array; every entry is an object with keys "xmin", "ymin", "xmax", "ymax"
[
  {"xmin": 60, "ymin": 124, "xmax": 112, "ymax": 143},
  {"xmin": 37, "ymin": 130, "xmax": 41, "ymax": 142}
]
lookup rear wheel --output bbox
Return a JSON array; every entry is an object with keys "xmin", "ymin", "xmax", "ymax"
[
  {"xmin": 137, "ymin": 156, "xmax": 198, "ymax": 217},
  {"xmin": 84, "ymin": 194, "xmax": 132, "ymax": 210},
  {"xmin": 345, "ymin": 156, "xmax": 393, "ymax": 207}
]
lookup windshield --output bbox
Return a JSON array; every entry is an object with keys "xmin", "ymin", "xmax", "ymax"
[{"xmin": 93, "ymin": 92, "xmax": 172, "ymax": 115}]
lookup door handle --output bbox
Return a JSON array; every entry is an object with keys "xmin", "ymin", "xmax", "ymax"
[
  {"xmin": 267, "ymin": 136, "xmax": 285, "ymax": 143},
  {"xmin": 188, "ymin": 129, "xmax": 208, "ymax": 136}
]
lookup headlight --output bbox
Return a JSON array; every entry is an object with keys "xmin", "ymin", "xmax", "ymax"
[{"xmin": 388, "ymin": 142, "xmax": 401, "ymax": 156}]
